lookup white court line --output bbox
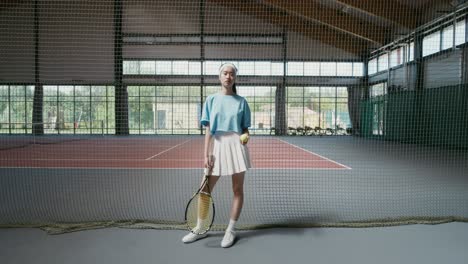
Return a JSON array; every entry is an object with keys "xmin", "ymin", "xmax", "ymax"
[
  {"xmin": 145, "ymin": 139, "xmax": 193, "ymax": 160},
  {"xmin": 0, "ymin": 158, "xmax": 338, "ymax": 162},
  {"xmin": 275, "ymin": 138, "xmax": 352, "ymax": 170},
  {"xmin": 1, "ymin": 158, "xmax": 153, "ymax": 161},
  {"xmin": 0, "ymin": 166, "xmax": 350, "ymax": 170}
]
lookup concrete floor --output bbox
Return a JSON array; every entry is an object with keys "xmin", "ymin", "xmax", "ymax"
[{"xmin": 1, "ymin": 222, "xmax": 468, "ymax": 264}]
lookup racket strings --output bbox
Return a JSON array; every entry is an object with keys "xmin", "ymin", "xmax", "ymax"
[
  {"xmin": 186, "ymin": 192, "xmax": 214, "ymax": 234},
  {"xmin": 198, "ymin": 192, "xmax": 211, "ymax": 220}
]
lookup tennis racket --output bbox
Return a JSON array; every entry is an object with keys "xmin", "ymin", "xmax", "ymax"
[{"xmin": 184, "ymin": 174, "xmax": 215, "ymax": 234}]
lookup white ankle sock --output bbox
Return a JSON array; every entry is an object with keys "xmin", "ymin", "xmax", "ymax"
[
  {"xmin": 195, "ymin": 218, "xmax": 204, "ymax": 230},
  {"xmin": 226, "ymin": 219, "xmax": 237, "ymax": 232}
]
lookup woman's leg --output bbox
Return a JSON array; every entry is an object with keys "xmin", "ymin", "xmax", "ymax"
[
  {"xmin": 200, "ymin": 174, "xmax": 220, "ymax": 193},
  {"xmin": 229, "ymin": 172, "xmax": 245, "ymax": 221},
  {"xmin": 198, "ymin": 175, "xmax": 220, "ymax": 222},
  {"xmin": 221, "ymin": 172, "xmax": 245, "ymax": 247},
  {"xmin": 182, "ymin": 175, "xmax": 220, "ymax": 243}
]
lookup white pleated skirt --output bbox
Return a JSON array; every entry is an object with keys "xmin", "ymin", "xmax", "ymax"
[{"xmin": 204, "ymin": 131, "xmax": 252, "ymax": 177}]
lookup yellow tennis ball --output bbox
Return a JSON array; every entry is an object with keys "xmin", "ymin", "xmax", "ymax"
[{"xmin": 240, "ymin": 134, "xmax": 249, "ymax": 144}]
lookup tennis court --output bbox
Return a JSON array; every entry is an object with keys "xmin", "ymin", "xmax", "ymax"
[
  {"xmin": 1, "ymin": 0, "xmax": 468, "ymax": 263},
  {"xmin": 0, "ymin": 135, "xmax": 350, "ymax": 169},
  {"xmin": 1, "ymin": 135, "xmax": 467, "ymax": 230}
]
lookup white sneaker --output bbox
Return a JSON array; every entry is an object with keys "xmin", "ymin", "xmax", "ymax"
[
  {"xmin": 221, "ymin": 230, "xmax": 236, "ymax": 248},
  {"xmin": 182, "ymin": 231, "xmax": 208, "ymax": 243}
]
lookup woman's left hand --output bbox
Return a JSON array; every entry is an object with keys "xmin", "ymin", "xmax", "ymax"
[{"xmin": 240, "ymin": 133, "xmax": 249, "ymax": 145}]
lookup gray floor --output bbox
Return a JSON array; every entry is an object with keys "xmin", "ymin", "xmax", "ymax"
[{"xmin": 1, "ymin": 222, "xmax": 468, "ymax": 264}]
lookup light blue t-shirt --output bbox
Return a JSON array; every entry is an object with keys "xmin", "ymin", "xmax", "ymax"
[{"xmin": 200, "ymin": 93, "xmax": 251, "ymax": 135}]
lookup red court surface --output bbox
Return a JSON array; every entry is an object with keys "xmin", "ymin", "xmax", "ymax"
[{"xmin": 0, "ymin": 137, "xmax": 350, "ymax": 170}]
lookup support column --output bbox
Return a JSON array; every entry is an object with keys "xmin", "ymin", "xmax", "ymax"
[
  {"xmin": 200, "ymin": 0, "xmax": 205, "ymax": 135},
  {"xmin": 114, "ymin": 0, "xmax": 128, "ymax": 135},
  {"xmin": 411, "ymin": 32, "xmax": 425, "ymax": 143},
  {"xmin": 414, "ymin": 32, "xmax": 424, "ymax": 91},
  {"xmin": 462, "ymin": 17, "xmax": 468, "ymax": 84},
  {"xmin": 275, "ymin": 83, "xmax": 286, "ymax": 135},
  {"xmin": 462, "ymin": 46, "xmax": 468, "ymax": 84},
  {"xmin": 32, "ymin": 0, "xmax": 43, "ymax": 135},
  {"xmin": 352, "ymin": 56, "xmax": 369, "ymax": 136},
  {"xmin": 274, "ymin": 30, "xmax": 287, "ymax": 135}
]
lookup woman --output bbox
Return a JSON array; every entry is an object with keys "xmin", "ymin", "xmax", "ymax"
[{"xmin": 182, "ymin": 63, "xmax": 252, "ymax": 248}]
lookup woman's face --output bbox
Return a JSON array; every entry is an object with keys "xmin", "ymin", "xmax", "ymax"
[{"xmin": 219, "ymin": 66, "xmax": 236, "ymax": 89}]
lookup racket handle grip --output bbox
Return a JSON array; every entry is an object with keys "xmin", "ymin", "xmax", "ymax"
[{"xmin": 203, "ymin": 168, "xmax": 212, "ymax": 176}]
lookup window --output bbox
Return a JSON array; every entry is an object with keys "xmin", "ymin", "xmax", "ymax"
[
  {"xmin": 128, "ymin": 85, "xmax": 276, "ymax": 135},
  {"xmin": 140, "ymin": 61, "xmax": 156, "ymax": 75},
  {"xmin": 353, "ymin": 63, "xmax": 364, "ymax": 77},
  {"xmin": 271, "ymin": 62, "xmax": 284, "ymax": 76},
  {"xmin": 41, "ymin": 85, "xmax": 114, "ymax": 134},
  {"xmin": 238, "ymin": 61, "xmax": 255, "ymax": 75},
  {"xmin": 366, "ymin": 17, "xmax": 465, "ymax": 77},
  {"xmin": 172, "ymin": 61, "xmax": 189, "ymax": 75},
  {"xmin": 442, "ymin": 25, "xmax": 454, "ymax": 50},
  {"xmin": 368, "ymin": 58, "xmax": 377, "ymax": 75},
  {"xmin": 390, "ymin": 47, "xmax": 403, "ymax": 68},
  {"xmin": 409, "ymin": 42, "xmax": 414, "ymax": 61},
  {"xmin": 286, "ymin": 86, "xmax": 351, "ymax": 131},
  {"xmin": 370, "ymin": 83, "xmax": 387, "ymax": 98},
  {"xmin": 320, "ymin": 62, "xmax": 336, "ymax": 76},
  {"xmin": 237, "ymin": 86, "xmax": 276, "ymax": 134},
  {"xmin": 129, "ymin": 86, "xmax": 194, "ymax": 134},
  {"xmin": 0, "ymin": 85, "xmax": 35, "ymax": 134},
  {"xmin": 423, "ymin": 31, "xmax": 441, "ymax": 57},
  {"xmin": 156, "ymin": 61, "xmax": 172, "ymax": 75},
  {"xmin": 123, "ymin": 60, "xmax": 364, "ymax": 77},
  {"xmin": 188, "ymin": 61, "xmax": 201, "ymax": 75},
  {"xmin": 320, "ymin": 87, "xmax": 336, "ymax": 129},
  {"xmin": 369, "ymin": 83, "xmax": 386, "ymax": 136},
  {"xmin": 286, "ymin": 87, "xmax": 305, "ymax": 129},
  {"xmin": 378, "ymin": 54, "xmax": 388, "ymax": 72},
  {"xmin": 254, "ymin": 62, "xmax": 271, "ymax": 76},
  {"xmin": 203, "ymin": 61, "xmax": 221, "ymax": 75},
  {"xmin": 123, "ymin": 61, "xmax": 139, "ymax": 75},
  {"xmin": 287, "ymin": 62, "xmax": 304, "ymax": 76},
  {"xmin": 304, "ymin": 62, "xmax": 320, "ymax": 76},
  {"xmin": 336, "ymin": 62, "xmax": 353, "ymax": 77},
  {"xmin": 455, "ymin": 19, "xmax": 466, "ymax": 46},
  {"xmin": 336, "ymin": 87, "xmax": 350, "ymax": 130}
]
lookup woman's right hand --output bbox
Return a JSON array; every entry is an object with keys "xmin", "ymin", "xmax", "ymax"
[{"xmin": 204, "ymin": 155, "xmax": 214, "ymax": 170}]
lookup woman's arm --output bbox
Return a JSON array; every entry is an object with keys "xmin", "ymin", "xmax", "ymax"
[
  {"xmin": 240, "ymin": 128, "xmax": 250, "ymax": 145},
  {"xmin": 204, "ymin": 126, "xmax": 213, "ymax": 168}
]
